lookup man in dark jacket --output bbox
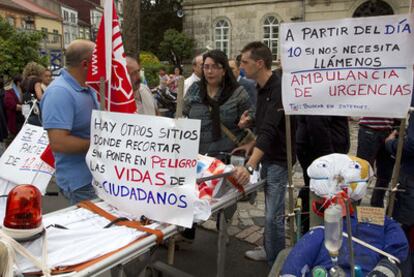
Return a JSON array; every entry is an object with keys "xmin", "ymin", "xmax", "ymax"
[
  {"xmin": 385, "ymin": 106, "xmax": 414, "ymax": 277},
  {"xmin": 296, "ymin": 115, "xmax": 350, "ymax": 233},
  {"xmin": 233, "ymin": 41, "xmax": 296, "ymax": 265}
]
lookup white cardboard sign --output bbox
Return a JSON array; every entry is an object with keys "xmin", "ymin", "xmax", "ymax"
[
  {"xmin": 0, "ymin": 124, "xmax": 54, "ymax": 194},
  {"xmin": 280, "ymin": 14, "xmax": 414, "ymax": 118},
  {"xmin": 86, "ymin": 110, "xmax": 201, "ymax": 228}
]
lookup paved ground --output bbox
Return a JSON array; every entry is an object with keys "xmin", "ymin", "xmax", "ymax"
[
  {"xmin": 42, "ymin": 185, "xmax": 270, "ymax": 277},
  {"xmin": 200, "ymin": 120, "xmax": 375, "ymax": 249},
  {"xmin": 40, "ymin": 120, "xmax": 376, "ymax": 276}
]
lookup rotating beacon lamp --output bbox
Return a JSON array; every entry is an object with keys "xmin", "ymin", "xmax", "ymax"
[{"xmin": 3, "ymin": 185, "xmax": 45, "ymax": 241}]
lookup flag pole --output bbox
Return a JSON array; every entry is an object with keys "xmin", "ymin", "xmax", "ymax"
[
  {"xmin": 175, "ymin": 77, "xmax": 184, "ymax": 118},
  {"xmin": 99, "ymin": 77, "xmax": 106, "ymax": 111},
  {"xmin": 168, "ymin": 75, "xmax": 185, "ymax": 265},
  {"xmin": 285, "ymin": 115, "xmax": 296, "ymax": 245},
  {"xmin": 387, "ymin": 118, "xmax": 406, "ymax": 216},
  {"xmin": 104, "ymin": 0, "xmax": 113, "ymax": 111}
]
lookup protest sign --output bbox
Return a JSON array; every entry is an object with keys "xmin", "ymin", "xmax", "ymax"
[
  {"xmin": 280, "ymin": 14, "xmax": 414, "ymax": 118},
  {"xmin": 86, "ymin": 110, "xmax": 201, "ymax": 228},
  {"xmin": 0, "ymin": 124, "xmax": 54, "ymax": 194}
]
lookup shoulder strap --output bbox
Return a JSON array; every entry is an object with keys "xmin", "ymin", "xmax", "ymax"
[
  {"xmin": 207, "ymin": 104, "xmax": 240, "ymax": 145},
  {"xmin": 220, "ymin": 123, "xmax": 240, "ymax": 145},
  {"xmin": 312, "ymin": 226, "xmax": 400, "ymax": 263},
  {"xmin": 234, "ymin": 85, "xmax": 244, "ymax": 94},
  {"xmin": 78, "ymin": 201, "xmax": 164, "ymax": 243}
]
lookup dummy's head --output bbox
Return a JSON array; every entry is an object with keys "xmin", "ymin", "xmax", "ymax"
[{"xmin": 307, "ymin": 153, "xmax": 373, "ymax": 201}]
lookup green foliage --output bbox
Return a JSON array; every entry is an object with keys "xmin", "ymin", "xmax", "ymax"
[
  {"xmin": 159, "ymin": 29, "xmax": 194, "ymax": 66},
  {"xmin": 0, "ymin": 16, "xmax": 47, "ymax": 80},
  {"xmin": 139, "ymin": 51, "xmax": 161, "ymax": 67},
  {"xmin": 140, "ymin": 0, "xmax": 182, "ymax": 58},
  {"xmin": 138, "ymin": 51, "xmax": 161, "ymax": 88}
]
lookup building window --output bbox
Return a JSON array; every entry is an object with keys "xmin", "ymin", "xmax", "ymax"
[
  {"xmin": 71, "ymin": 30, "xmax": 77, "ymax": 41},
  {"xmin": 79, "ymin": 28, "xmax": 85, "ymax": 39},
  {"xmin": 263, "ymin": 16, "xmax": 279, "ymax": 60},
  {"xmin": 91, "ymin": 10, "xmax": 102, "ymax": 27},
  {"xmin": 64, "ymin": 31, "xmax": 70, "ymax": 44},
  {"xmin": 41, "ymin": 27, "xmax": 48, "ymax": 33},
  {"xmin": 353, "ymin": 0, "xmax": 393, "ymax": 17},
  {"xmin": 6, "ymin": 16, "xmax": 15, "ymax": 26},
  {"xmin": 70, "ymin": 13, "xmax": 76, "ymax": 24},
  {"xmin": 63, "ymin": 10, "xmax": 69, "ymax": 22},
  {"xmin": 85, "ymin": 28, "xmax": 90, "ymax": 40},
  {"xmin": 52, "ymin": 29, "xmax": 59, "ymax": 44},
  {"xmin": 21, "ymin": 16, "xmax": 35, "ymax": 30},
  {"xmin": 214, "ymin": 19, "xmax": 230, "ymax": 57}
]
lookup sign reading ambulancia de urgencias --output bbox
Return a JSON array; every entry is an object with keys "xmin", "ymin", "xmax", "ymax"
[{"xmin": 281, "ymin": 14, "xmax": 414, "ymax": 118}]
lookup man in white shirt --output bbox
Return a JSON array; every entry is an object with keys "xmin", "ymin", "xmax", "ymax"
[
  {"xmin": 184, "ymin": 54, "xmax": 203, "ymax": 95},
  {"xmin": 126, "ymin": 56, "xmax": 158, "ymax": 116}
]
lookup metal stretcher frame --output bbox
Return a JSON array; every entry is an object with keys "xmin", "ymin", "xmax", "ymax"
[{"xmin": 40, "ymin": 179, "xmax": 265, "ymax": 277}]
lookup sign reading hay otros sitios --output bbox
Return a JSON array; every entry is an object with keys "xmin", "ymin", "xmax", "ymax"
[
  {"xmin": 86, "ymin": 110, "xmax": 201, "ymax": 228},
  {"xmin": 280, "ymin": 14, "xmax": 414, "ymax": 118}
]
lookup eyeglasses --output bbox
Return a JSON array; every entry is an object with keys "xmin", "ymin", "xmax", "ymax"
[{"xmin": 202, "ymin": 64, "xmax": 223, "ymax": 71}]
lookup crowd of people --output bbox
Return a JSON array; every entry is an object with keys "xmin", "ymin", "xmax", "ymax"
[
  {"xmin": 0, "ymin": 62, "xmax": 53, "ymax": 153},
  {"xmin": 0, "ymin": 39, "xmax": 413, "ymax": 276}
]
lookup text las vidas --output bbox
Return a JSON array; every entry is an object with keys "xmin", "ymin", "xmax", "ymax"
[{"xmin": 89, "ymin": 114, "xmax": 200, "ymax": 210}]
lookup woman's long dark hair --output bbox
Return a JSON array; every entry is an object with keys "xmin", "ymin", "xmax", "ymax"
[
  {"xmin": 200, "ymin": 50, "xmax": 239, "ymax": 100},
  {"xmin": 199, "ymin": 50, "xmax": 240, "ymax": 141}
]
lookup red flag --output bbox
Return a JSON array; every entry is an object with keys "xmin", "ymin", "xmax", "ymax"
[
  {"xmin": 40, "ymin": 145, "xmax": 55, "ymax": 169},
  {"xmin": 86, "ymin": 0, "xmax": 136, "ymax": 114}
]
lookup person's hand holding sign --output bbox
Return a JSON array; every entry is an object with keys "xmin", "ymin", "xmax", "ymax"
[
  {"xmin": 385, "ymin": 130, "xmax": 398, "ymax": 143},
  {"xmin": 233, "ymin": 165, "xmax": 251, "ymax": 186},
  {"xmin": 238, "ymin": 110, "xmax": 252, "ymax": 129}
]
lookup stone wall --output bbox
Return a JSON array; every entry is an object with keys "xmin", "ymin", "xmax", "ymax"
[{"xmin": 183, "ymin": 0, "xmax": 410, "ymax": 58}]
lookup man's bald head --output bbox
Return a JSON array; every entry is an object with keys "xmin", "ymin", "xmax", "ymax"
[
  {"xmin": 65, "ymin": 40, "xmax": 95, "ymax": 68},
  {"xmin": 126, "ymin": 56, "xmax": 141, "ymax": 91},
  {"xmin": 126, "ymin": 56, "xmax": 139, "ymax": 72},
  {"xmin": 192, "ymin": 54, "xmax": 203, "ymax": 78}
]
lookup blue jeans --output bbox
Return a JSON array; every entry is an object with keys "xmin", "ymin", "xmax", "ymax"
[
  {"xmin": 261, "ymin": 162, "xmax": 288, "ymax": 266},
  {"xmin": 356, "ymin": 126, "xmax": 394, "ymax": 207},
  {"xmin": 393, "ymin": 172, "xmax": 414, "ymax": 277},
  {"xmin": 61, "ymin": 184, "xmax": 97, "ymax": 205}
]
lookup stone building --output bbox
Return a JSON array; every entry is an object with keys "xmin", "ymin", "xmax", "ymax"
[{"xmin": 182, "ymin": 0, "xmax": 411, "ymax": 60}]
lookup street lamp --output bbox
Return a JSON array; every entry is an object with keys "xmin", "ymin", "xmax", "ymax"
[{"xmin": 173, "ymin": 0, "xmax": 184, "ymax": 18}]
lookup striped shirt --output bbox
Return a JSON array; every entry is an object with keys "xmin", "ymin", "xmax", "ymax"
[{"xmin": 359, "ymin": 117, "xmax": 394, "ymax": 130}]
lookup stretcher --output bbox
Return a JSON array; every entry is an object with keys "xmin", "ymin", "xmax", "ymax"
[{"xmin": 5, "ymin": 179, "xmax": 265, "ymax": 277}]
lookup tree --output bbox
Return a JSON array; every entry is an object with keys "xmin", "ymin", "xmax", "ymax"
[
  {"xmin": 0, "ymin": 17, "xmax": 47, "ymax": 80},
  {"xmin": 122, "ymin": 0, "xmax": 140, "ymax": 57},
  {"xmin": 159, "ymin": 29, "xmax": 194, "ymax": 67},
  {"xmin": 140, "ymin": 0, "xmax": 182, "ymax": 58}
]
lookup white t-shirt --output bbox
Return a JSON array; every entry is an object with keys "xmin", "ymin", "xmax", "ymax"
[
  {"xmin": 184, "ymin": 73, "xmax": 200, "ymax": 96},
  {"xmin": 135, "ymin": 84, "xmax": 157, "ymax": 116}
]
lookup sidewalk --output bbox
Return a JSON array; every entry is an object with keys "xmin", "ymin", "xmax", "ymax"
[
  {"xmin": 200, "ymin": 120, "xmax": 376, "ymax": 248},
  {"xmin": 200, "ymin": 171, "xmax": 304, "ymax": 247}
]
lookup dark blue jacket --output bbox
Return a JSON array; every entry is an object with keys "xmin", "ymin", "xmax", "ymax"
[
  {"xmin": 238, "ymin": 77, "xmax": 257, "ymax": 107},
  {"xmin": 281, "ymin": 215, "xmax": 408, "ymax": 276},
  {"xmin": 385, "ymin": 113, "xmax": 414, "ymax": 177}
]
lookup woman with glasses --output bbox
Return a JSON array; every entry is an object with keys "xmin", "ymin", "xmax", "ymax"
[
  {"xmin": 182, "ymin": 49, "xmax": 254, "ymax": 244},
  {"xmin": 184, "ymin": 49, "xmax": 254, "ymax": 156}
]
